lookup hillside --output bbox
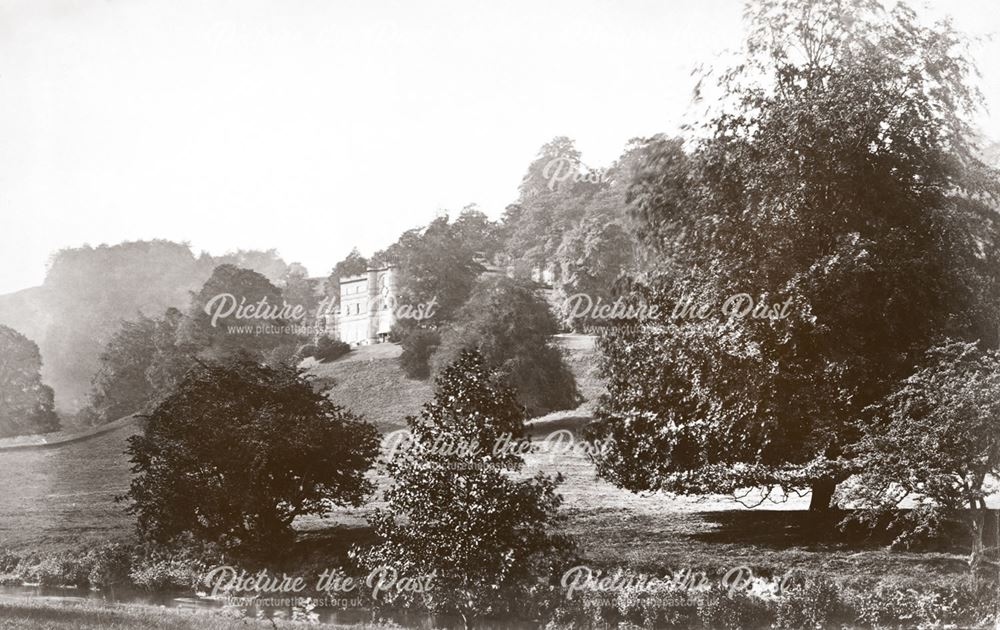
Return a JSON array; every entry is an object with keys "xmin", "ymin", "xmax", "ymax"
[
  {"xmin": 306, "ymin": 344, "xmax": 432, "ymax": 433},
  {"xmin": 306, "ymin": 335, "xmax": 604, "ymax": 433}
]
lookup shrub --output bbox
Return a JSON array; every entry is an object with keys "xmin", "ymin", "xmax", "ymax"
[
  {"xmin": 398, "ymin": 327, "xmax": 440, "ymax": 379},
  {"xmin": 23, "ymin": 553, "xmax": 91, "ymax": 587},
  {"xmin": 695, "ymin": 588, "xmax": 773, "ymax": 629},
  {"xmin": 86, "ymin": 543, "xmax": 134, "ymax": 589},
  {"xmin": 314, "ymin": 336, "xmax": 351, "ymax": 362},
  {"xmin": 298, "ymin": 336, "xmax": 351, "ymax": 363},
  {"xmin": 849, "ymin": 578, "xmax": 998, "ymax": 629},
  {"xmin": 0, "ymin": 549, "xmax": 19, "ymax": 574},
  {"xmin": 775, "ymin": 575, "xmax": 843, "ymax": 629},
  {"xmin": 430, "ymin": 276, "xmax": 581, "ymax": 416},
  {"xmin": 130, "ymin": 557, "xmax": 203, "ymax": 591},
  {"xmin": 357, "ymin": 350, "xmax": 574, "ymax": 627}
]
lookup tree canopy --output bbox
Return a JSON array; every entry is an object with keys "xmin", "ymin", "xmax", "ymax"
[
  {"xmin": 0, "ymin": 324, "xmax": 59, "ymax": 437},
  {"xmin": 358, "ymin": 350, "xmax": 572, "ymax": 628},
  {"xmin": 587, "ymin": 0, "xmax": 1000, "ymax": 509},
  {"xmin": 123, "ymin": 355, "xmax": 379, "ymax": 552}
]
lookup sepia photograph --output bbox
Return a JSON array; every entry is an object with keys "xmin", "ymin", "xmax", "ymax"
[{"xmin": 1, "ymin": 0, "xmax": 999, "ymax": 628}]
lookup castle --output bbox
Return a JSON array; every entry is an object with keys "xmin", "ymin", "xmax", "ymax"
[{"xmin": 323, "ymin": 266, "xmax": 397, "ymax": 345}]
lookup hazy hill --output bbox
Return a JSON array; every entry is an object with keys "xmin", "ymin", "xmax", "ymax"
[{"xmin": 0, "ymin": 241, "xmax": 290, "ymax": 416}]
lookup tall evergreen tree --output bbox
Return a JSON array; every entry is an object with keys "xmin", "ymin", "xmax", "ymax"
[{"xmin": 358, "ymin": 351, "xmax": 573, "ymax": 629}]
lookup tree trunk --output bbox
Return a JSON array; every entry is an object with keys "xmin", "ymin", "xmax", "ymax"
[
  {"xmin": 970, "ymin": 509, "xmax": 985, "ymax": 581},
  {"xmin": 808, "ymin": 478, "xmax": 837, "ymax": 511}
]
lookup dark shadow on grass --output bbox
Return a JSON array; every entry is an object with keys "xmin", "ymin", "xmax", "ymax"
[{"xmin": 692, "ymin": 509, "xmax": 975, "ymax": 554}]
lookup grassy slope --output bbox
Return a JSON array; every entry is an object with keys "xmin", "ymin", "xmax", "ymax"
[
  {"xmin": 0, "ymin": 335, "xmax": 987, "ymax": 591},
  {"xmin": 306, "ymin": 344, "xmax": 432, "ymax": 434}
]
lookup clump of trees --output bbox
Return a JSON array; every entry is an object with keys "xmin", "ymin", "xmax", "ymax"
[
  {"xmin": 373, "ymin": 209, "xmax": 495, "ymax": 378},
  {"xmin": 82, "ymin": 264, "xmax": 306, "ymax": 426},
  {"xmin": 123, "ymin": 355, "xmax": 379, "ymax": 553},
  {"xmin": 432, "ymin": 276, "xmax": 580, "ymax": 417},
  {"xmin": 500, "ymin": 135, "xmax": 644, "ymax": 322},
  {"xmin": 357, "ymin": 350, "xmax": 573, "ymax": 629},
  {"xmin": 586, "ymin": 0, "xmax": 1000, "ymax": 513},
  {"xmin": 0, "ymin": 324, "xmax": 59, "ymax": 437}
]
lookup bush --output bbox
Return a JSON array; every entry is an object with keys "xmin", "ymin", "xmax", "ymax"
[
  {"xmin": 775, "ymin": 575, "xmax": 843, "ymax": 629},
  {"xmin": 849, "ymin": 578, "xmax": 998, "ymax": 629},
  {"xmin": 263, "ymin": 341, "xmax": 302, "ymax": 367},
  {"xmin": 130, "ymin": 557, "xmax": 203, "ymax": 591},
  {"xmin": 314, "ymin": 336, "xmax": 351, "ymax": 362},
  {"xmin": 398, "ymin": 327, "xmax": 440, "ymax": 379},
  {"xmin": 0, "ymin": 549, "xmax": 19, "ymax": 574},
  {"xmin": 86, "ymin": 543, "xmax": 134, "ymax": 589},
  {"xmin": 23, "ymin": 553, "xmax": 91, "ymax": 587},
  {"xmin": 695, "ymin": 589, "xmax": 773, "ymax": 629},
  {"xmin": 430, "ymin": 276, "xmax": 581, "ymax": 416},
  {"xmin": 298, "ymin": 336, "xmax": 351, "ymax": 363}
]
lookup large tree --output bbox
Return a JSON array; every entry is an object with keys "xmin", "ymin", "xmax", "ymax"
[
  {"xmin": 381, "ymin": 216, "xmax": 484, "ymax": 325},
  {"xmin": 0, "ymin": 324, "xmax": 59, "ymax": 437},
  {"xmin": 588, "ymin": 0, "xmax": 1000, "ymax": 509},
  {"xmin": 504, "ymin": 137, "xmax": 601, "ymax": 279},
  {"xmin": 123, "ymin": 355, "xmax": 379, "ymax": 552},
  {"xmin": 181, "ymin": 264, "xmax": 298, "ymax": 361},
  {"xmin": 82, "ymin": 315, "xmax": 159, "ymax": 426},
  {"xmin": 377, "ymin": 216, "xmax": 485, "ymax": 378}
]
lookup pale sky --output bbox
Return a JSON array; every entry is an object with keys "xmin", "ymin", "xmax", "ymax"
[{"xmin": 1, "ymin": 0, "xmax": 999, "ymax": 294}]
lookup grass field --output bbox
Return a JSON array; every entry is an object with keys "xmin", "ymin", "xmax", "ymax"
[
  {"xmin": 0, "ymin": 336, "xmax": 990, "ymax": 596},
  {"xmin": 0, "ymin": 598, "xmax": 396, "ymax": 630}
]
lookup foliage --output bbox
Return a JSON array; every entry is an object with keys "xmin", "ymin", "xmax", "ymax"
[
  {"xmin": 432, "ymin": 276, "xmax": 581, "ymax": 417},
  {"xmin": 588, "ymin": 0, "xmax": 1000, "ymax": 508},
  {"xmin": 0, "ymin": 324, "xmax": 59, "ymax": 437},
  {"xmin": 9, "ymin": 240, "xmax": 290, "ymax": 416},
  {"xmin": 377, "ymin": 216, "xmax": 485, "ymax": 325},
  {"xmin": 397, "ymin": 327, "xmax": 440, "ymax": 379},
  {"xmin": 303, "ymin": 336, "xmax": 351, "ymax": 363},
  {"xmin": 84, "ymin": 260, "xmax": 314, "ymax": 427},
  {"xmin": 555, "ymin": 218, "xmax": 634, "ymax": 330},
  {"xmin": 208, "ymin": 248, "xmax": 289, "ymax": 285},
  {"xmin": 847, "ymin": 341, "xmax": 1000, "ymax": 555},
  {"xmin": 181, "ymin": 264, "xmax": 299, "ymax": 361},
  {"xmin": 122, "ymin": 355, "xmax": 379, "ymax": 553},
  {"xmin": 356, "ymin": 350, "xmax": 574, "ymax": 628},
  {"xmin": 324, "ymin": 248, "xmax": 369, "ymax": 305},
  {"xmin": 82, "ymin": 316, "xmax": 159, "ymax": 426},
  {"xmin": 280, "ymin": 263, "xmax": 322, "ymax": 329},
  {"xmin": 450, "ymin": 205, "xmax": 505, "ymax": 262},
  {"xmin": 38, "ymin": 240, "xmax": 208, "ymax": 412}
]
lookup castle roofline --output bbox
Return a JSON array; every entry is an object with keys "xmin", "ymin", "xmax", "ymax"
[{"xmin": 339, "ymin": 265, "xmax": 394, "ymax": 283}]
